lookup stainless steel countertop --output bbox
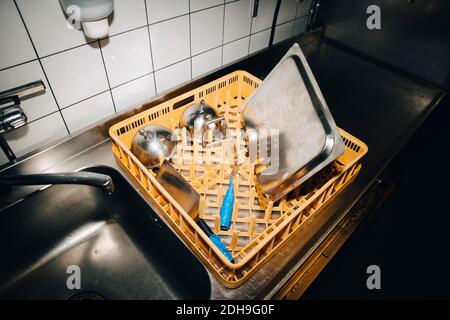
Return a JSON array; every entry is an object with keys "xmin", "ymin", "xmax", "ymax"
[{"xmin": 0, "ymin": 33, "xmax": 444, "ymax": 299}]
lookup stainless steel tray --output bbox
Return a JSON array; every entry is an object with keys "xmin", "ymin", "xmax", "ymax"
[{"xmin": 242, "ymin": 43, "xmax": 345, "ymax": 202}]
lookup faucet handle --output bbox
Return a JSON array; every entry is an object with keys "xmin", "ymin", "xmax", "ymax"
[
  {"xmin": 0, "ymin": 80, "xmax": 45, "ymax": 101},
  {"xmin": 0, "ymin": 96, "xmax": 27, "ymax": 133},
  {"xmin": 0, "ymin": 80, "xmax": 46, "ymax": 134},
  {"xmin": 0, "ymin": 95, "xmax": 19, "ymax": 110}
]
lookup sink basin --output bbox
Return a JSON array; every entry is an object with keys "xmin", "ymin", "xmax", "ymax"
[{"xmin": 0, "ymin": 166, "xmax": 211, "ymax": 299}]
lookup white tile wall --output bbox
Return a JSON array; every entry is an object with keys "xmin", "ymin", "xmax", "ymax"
[
  {"xmin": 274, "ymin": 21, "xmax": 295, "ymax": 44},
  {"xmin": 42, "ymin": 43, "xmax": 109, "ymax": 108},
  {"xmin": 190, "ymin": 0, "xmax": 223, "ymax": 12},
  {"xmin": 0, "ymin": 61, "xmax": 58, "ymax": 122},
  {"xmin": 155, "ymin": 59, "xmax": 191, "ymax": 93},
  {"xmin": 100, "ymin": 27, "xmax": 153, "ymax": 87},
  {"xmin": 0, "ymin": 0, "xmax": 36, "ymax": 69},
  {"xmin": 297, "ymin": 0, "xmax": 314, "ymax": 18},
  {"xmin": 109, "ymin": 0, "xmax": 148, "ymax": 36},
  {"xmin": 61, "ymin": 92, "xmax": 115, "ymax": 133},
  {"xmin": 192, "ymin": 47, "xmax": 222, "ymax": 78},
  {"xmin": 277, "ymin": 0, "xmax": 298, "ymax": 25},
  {"xmin": 224, "ymin": 0, "xmax": 252, "ymax": 43},
  {"xmin": 293, "ymin": 16, "xmax": 308, "ymax": 36},
  {"xmin": 223, "ymin": 36, "xmax": 249, "ymax": 65},
  {"xmin": 251, "ymin": 0, "xmax": 277, "ymax": 33},
  {"xmin": 146, "ymin": 0, "xmax": 189, "ymax": 24},
  {"xmin": 191, "ymin": 6, "xmax": 224, "ymax": 55},
  {"xmin": 0, "ymin": 0, "xmax": 311, "ymax": 165},
  {"xmin": 149, "ymin": 15, "xmax": 190, "ymax": 69},
  {"xmin": 249, "ymin": 28, "xmax": 271, "ymax": 54},
  {"xmin": 16, "ymin": 0, "xmax": 91, "ymax": 57},
  {"xmin": 112, "ymin": 74, "xmax": 156, "ymax": 112}
]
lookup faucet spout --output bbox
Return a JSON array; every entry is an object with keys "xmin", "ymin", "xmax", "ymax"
[{"xmin": 0, "ymin": 172, "xmax": 115, "ymax": 194}]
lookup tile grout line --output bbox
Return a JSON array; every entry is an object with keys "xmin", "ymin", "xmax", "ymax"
[
  {"xmin": 55, "ymin": 64, "xmax": 152, "ymax": 112},
  {"xmin": 2, "ymin": 5, "xmax": 283, "ymax": 75},
  {"xmin": 12, "ymin": 0, "xmax": 70, "ymax": 134},
  {"xmin": 42, "ymin": 73, "xmax": 154, "ymax": 115},
  {"xmin": 50, "ymin": 45, "xmax": 210, "ymax": 114},
  {"xmin": 111, "ymin": 71, "xmax": 154, "ymax": 90},
  {"xmin": 272, "ymin": 17, "xmax": 305, "ymax": 43},
  {"xmin": 153, "ymin": 57, "xmax": 192, "ymax": 76},
  {"xmin": 291, "ymin": 1, "xmax": 301, "ymax": 37},
  {"xmin": 61, "ymin": 90, "xmax": 110, "ymax": 111},
  {"xmin": 145, "ymin": 3, "xmax": 228, "ymax": 30},
  {"xmin": 100, "ymin": 24, "xmax": 147, "ymax": 41},
  {"xmin": 295, "ymin": 1, "xmax": 301, "ymax": 21},
  {"xmin": 35, "ymin": 19, "xmax": 290, "ymax": 68},
  {"xmin": 186, "ymin": 2, "xmax": 225, "ymax": 16},
  {"xmin": 0, "ymin": 58, "xmax": 39, "ymax": 73},
  {"xmin": 3, "ymin": 4, "xmax": 276, "ymax": 78},
  {"xmin": 33, "ymin": 5, "xmax": 285, "ymax": 64},
  {"xmin": 248, "ymin": 2, "xmax": 254, "ymax": 55},
  {"xmin": 37, "ymin": 25, "xmax": 147, "ymax": 61},
  {"xmin": 97, "ymin": 39, "xmax": 117, "ymax": 113},
  {"xmin": 144, "ymin": 0, "xmax": 158, "ymax": 95},
  {"xmin": 251, "ymin": 26, "xmax": 272, "ymax": 36},
  {"xmin": 15, "ymin": 34, "xmax": 291, "ymax": 129},
  {"xmin": 7, "ymin": 1, "xmax": 302, "ymax": 136},
  {"xmin": 276, "ymin": 16, "xmax": 308, "ymax": 28},
  {"xmin": 39, "ymin": 40, "xmax": 98, "ymax": 61},
  {"xmin": 191, "ymin": 43, "xmax": 224, "ymax": 59},
  {"xmin": 221, "ymin": 3, "xmax": 226, "ymax": 66},
  {"xmin": 16, "ymin": 109, "xmax": 64, "ymax": 127},
  {"xmin": 188, "ymin": 0, "xmax": 193, "ymax": 80},
  {"xmin": 223, "ymin": 34, "xmax": 252, "ymax": 49},
  {"xmin": 28, "ymin": 11, "xmax": 203, "ymax": 61}
]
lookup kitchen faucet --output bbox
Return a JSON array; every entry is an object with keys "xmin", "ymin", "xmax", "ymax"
[
  {"xmin": 0, "ymin": 81, "xmax": 115, "ymax": 194},
  {"xmin": 0, "ymin": 171, "xmax": 115, "ymax": 194}
]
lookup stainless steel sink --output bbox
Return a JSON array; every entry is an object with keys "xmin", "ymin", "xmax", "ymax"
[{"xmin": 0, "ymin": 166, "xmax": 211, "ymax": 299}]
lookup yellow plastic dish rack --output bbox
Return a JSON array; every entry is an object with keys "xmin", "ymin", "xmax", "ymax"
[{"xmin": 109, "ymin": 71, "xmax": 368, "ymax": 288}]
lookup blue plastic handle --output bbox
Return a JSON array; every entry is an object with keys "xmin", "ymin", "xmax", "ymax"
[
  {"xmin": 210, "ymin": 234, "xmax": 234, "ymax": 262},
  {"xmin": 196, "ymin": 219, "xmax": 234, "ymax": 263},
  {"xmin": 220, "ymin": 176, "xmax": 234, "ymax": 230}
]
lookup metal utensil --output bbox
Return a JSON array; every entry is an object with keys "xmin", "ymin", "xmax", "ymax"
[
  {"xmin": 156, "ymin": 160, "xmax": 234, "ymax": 262},
  {"xmin": 180, "ymin": 100, "xmax": 226, "ymax": 147},
  {"xmin": 130, "ymin": 125, "xmax": 177, "ymax": 168},
  {"xmin": 242, "ymin": 43, "xmax": 345, "ymax": 203},
  {"xmin": 155, "ymin": 160, "xmax": 199, "ymax": 219}
]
